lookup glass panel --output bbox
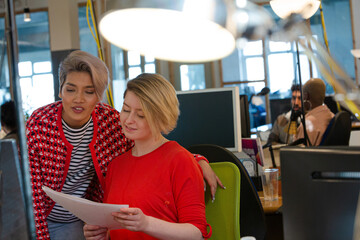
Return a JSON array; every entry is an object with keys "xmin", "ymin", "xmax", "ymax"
[
  {"xmin": 268, "ymin": 53, "xmax": 295, "ymax": 93},
  {"xmin": 111, "ymin": 45, "xmax": 125, "ymax": 80},
  {"xmin": 246, "ymin": 57, "xmax": 264, "ymax": 80},
  {"xmin": 145, "ymin": 64, "xmax": 155, "ymax": 73},
  {"xmin": 20, "ymin": 77, "xmax": 33, "ymax": 114},
  {"xmin": 224, "ymin": 82, "xmax": 266, "ymax": 129},
  {"xmin": 299, "ymin": 54, "xmax": 310, "ymax": 82},
  {"xmin": 129, "ymin": 67, "xmax": 142, "ymax": 79},
  {"xmin": 112, "ymin": 79, "xmax": 127, "ymax": 112},
  {"xmin": 18, "ymin": 61, "xmax": 32, "ymax": 77},
  {"xmin": 33, "ymin": 61, "xmax": 52, "ymax": 74},
  {"xmin": 242, "ymin": 40, "xmax": 263, "ymax": 56},
  {"xmin": 15, "ymin": 11, "xmax": 52, "ymax": 116},
  {"xmin": 145, "ymin": 55, "xmax": 155, "ymax": 63},
  {"xmin": 269, "ymin": 41, "xmax": 291, "ymax": 52},
  {"xmin": 32, "ymin": 74, "xmax": 54, "ymax": 108},
  {"xmin": 128, "ymin": 51, "xmax": 141, "ymax": 66},
  {"xmin": 180, "ymin": 64, "xmax": 205, "ymax": 91}
]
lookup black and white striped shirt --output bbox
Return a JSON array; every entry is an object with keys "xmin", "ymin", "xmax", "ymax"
[{"xmin": 47, "ymin": 117, "xmax": 95, "ymax": 222}]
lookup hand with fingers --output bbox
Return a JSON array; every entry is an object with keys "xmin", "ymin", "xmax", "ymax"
[
  {"xmin": 83, "ymin": 224, "xmax": 109, "ymax": 240},
  {"xmin": 198, "ymin": 160, "xmax": 226, "ymax": 202},
  {"xmin": 112, "ymin": 208, "xmax": 149, "ymax": 232}
]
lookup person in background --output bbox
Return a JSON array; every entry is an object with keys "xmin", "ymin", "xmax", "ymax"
[
  {"xmin": 83, "ymin": 73, "xmax": 211, "ymax": 240},
  {"xmin": 0, "ymin": 100, "xmax": 19, "ymax": 145},
  {"xmin": 267, "ymin": 84, "xmax": 301, "ymax": 144},
  {"xmin": 26, "ymin": 51, "xmax": 220, "ymax": 240},
  {"xmin": 295, "ymin": 78, "xmax": 334, "ymax": 146}
]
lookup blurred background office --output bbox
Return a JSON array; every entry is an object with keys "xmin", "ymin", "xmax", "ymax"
[
  {"xmin": 0, "ymin": 1, "xmax": 359, "ymax": 240},
  {"xmin": 0, "ymin": 0, "xmax": 358, "ymax": 134}
]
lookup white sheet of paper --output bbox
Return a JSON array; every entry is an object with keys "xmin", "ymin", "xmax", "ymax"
[{"xmin": 42, "ymin": 186, "xmax": 128, "ymax": 229}]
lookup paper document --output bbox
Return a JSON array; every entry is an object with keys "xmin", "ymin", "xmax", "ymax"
[{"xmin": 43, "ymin": 186, "xmax": 128, "ymax": 229}]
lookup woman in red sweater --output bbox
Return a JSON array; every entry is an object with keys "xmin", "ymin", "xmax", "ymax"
[{"xmin": 84, "ymin": 73, "xmax": 212, "ymax": 240}]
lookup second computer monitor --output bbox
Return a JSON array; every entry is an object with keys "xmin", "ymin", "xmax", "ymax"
[{"xmin": 166, "ymin": 87, "xmax": 242, "ymax": 152}]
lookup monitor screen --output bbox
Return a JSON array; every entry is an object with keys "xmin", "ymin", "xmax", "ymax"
[
  {"xmin": 166, "ymin": 87, "xmax": 242, "ymax": 152},
  {"xmin": 280, "ymin": 146, "xmax": 360, "ymax": 240}
]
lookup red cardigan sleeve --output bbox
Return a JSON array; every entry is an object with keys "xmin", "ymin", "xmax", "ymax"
[{"xmin": 193, "ymin": 154, "xmax": 209, "ymax": 163}]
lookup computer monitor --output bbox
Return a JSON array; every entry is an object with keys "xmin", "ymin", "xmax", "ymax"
[
  {"xmin": 166, "ymin": 87, "xmax": 242, "ymax": 152},
  {"xmin": 280, "ymin": 146, "xmax": 360, "ymax": 240},
  {"xmin": 240, "ymin": 95, "xmax": 251, "ymax": 138}
]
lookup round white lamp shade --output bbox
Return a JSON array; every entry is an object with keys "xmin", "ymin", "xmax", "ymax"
[
  {"xmin": 99, "ymin": 8, "xmax": 235, "ymax": 63},
  {"xmin": 270, "ymin": 0, "xmax": 320, "ymax": 19}
]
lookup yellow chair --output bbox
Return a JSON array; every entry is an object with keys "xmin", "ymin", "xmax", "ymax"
[{"xmin": 205, "ymin": 162, "xmax": 241, "ymax": 240}]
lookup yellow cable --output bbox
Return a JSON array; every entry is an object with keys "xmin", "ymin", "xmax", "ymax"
[
  {"xmin": 86, "ymin": 0, "xmax": 114, "ymax": 107},
  {"xmin": 86, "ymin": 1, "xmax": 103, "ymax": 61},
  {"xmin": 88, "ymin": 0, "xmax": 103, "ymax": 61}
]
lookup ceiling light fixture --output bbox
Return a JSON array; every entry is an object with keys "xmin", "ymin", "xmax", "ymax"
[
  {"xmin": 24, "ymin": 8, "xmax": 31, "ymax": 22},
  {"xmin": 99, "ymin": 0, "xmax": 236, "ymax": 63},
  {"xmin": 270, "ymin": 0, "xmax": 320, "ymax": 19}
]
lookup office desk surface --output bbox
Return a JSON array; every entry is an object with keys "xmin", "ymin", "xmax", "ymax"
[{"xmin": 258, "ymin": 191, "xmax": 282, "ymax": 214}]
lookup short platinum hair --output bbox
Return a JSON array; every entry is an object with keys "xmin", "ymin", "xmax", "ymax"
[{"xmin": 59, "ymin": 50, "xmax": 109, "ymax": 100}]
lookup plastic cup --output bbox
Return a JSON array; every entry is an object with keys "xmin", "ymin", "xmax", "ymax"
[
  {"xmin": 261, "ymin": 168, "xmax": 279, "ymax": 201},
  {"xmin": 241, "ymin": 236, "xmax": 256, "ymax": 240}
]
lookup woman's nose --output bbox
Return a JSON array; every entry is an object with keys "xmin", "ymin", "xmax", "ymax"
[
  {"xmin": 126, "ymin": 111, "xmax": 136, "ymax": 123},
  {"xmin": 74, "ymin": 92, "xmax": 85, "ymax": 102}
]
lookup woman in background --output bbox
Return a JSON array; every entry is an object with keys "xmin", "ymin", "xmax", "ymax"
[
  {"xmin": 84, "ymin": 73, "xmax": 212, "ymax": 240},
  {"xmin": 27, "ymin": 51, "xmax": 219, "ymax": 240}
]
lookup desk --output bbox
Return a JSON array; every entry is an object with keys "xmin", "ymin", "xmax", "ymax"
[
  {"xmin": 258, "ymin": 191, "xmax": 284, "ymax": 240},
  {"xmin": 258, "ymin": 191, "xmax": 282, "ymax": 214},
  {"xmin": 352, "ymin": 121, "xmax": 360, "ymax": 130}
]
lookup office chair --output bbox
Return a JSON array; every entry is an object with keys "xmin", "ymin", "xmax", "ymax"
[
  {"xmin": 320, "ymin": 111, "xmax": 351, "ymax": 146},
  {"xmin": 187, "ymin": 144, "xmax": 267, "ymax": 240},
  {"xmin": 205, "ymin": 162, "xmax": 241, "ymax": 240}
]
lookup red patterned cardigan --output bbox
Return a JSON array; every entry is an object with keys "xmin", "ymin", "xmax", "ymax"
[{"xmin": 26, "ymin": 101, "xmax": 133, "ymax": 239}]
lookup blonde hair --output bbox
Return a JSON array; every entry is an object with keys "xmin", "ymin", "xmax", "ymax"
[
  {"xmin": 125, "ymin": 73, "xmax": 179, "ymax": 136},
  {"xmin": 59, "ymin": 50, "xmax": 109, "ymax": 101}
]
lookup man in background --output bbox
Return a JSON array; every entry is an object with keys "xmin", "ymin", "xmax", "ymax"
[
  {"xmin": 296, "ymin": 78, "xmax": 334, "ymax": 146},
  {"xmin": 267, "ymin": 84, "xmax": 301, "ymax": 144},
  {"xmin": 0, "ymin": 100, "xmax": 19, "ymax": 146}
]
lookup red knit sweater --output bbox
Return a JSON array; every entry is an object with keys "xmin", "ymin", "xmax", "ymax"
[
  {"xmin": 26, "ymin": 102, "xmax": 133, "ymax": 239},
  {"xmin": 104, "ymin": 141, "xmax": 212, "ymax": 239}
]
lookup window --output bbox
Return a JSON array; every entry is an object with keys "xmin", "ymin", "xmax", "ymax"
[
  {"xmin": 19, "ymin": 60, "xmax": 54, "ymax": 115},
  {"xmin": 109, "ymin": 48, "xmax": 157, "ymax": 111},
  {"xmin": 180, "ymin": 64, "xmax": 205, "ymax": 91},
  {"xmin": 16, "ymin": 11, "xmax": 52, "ymax": 116},
  {"xmin": 222, "ymin": 1, "xmax": 354, "ymax": 129}
]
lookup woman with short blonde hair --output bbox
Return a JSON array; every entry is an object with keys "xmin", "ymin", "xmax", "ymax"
[{"xmin": 84, "ymin": 73, "xmax": 212, "ymax": 240}]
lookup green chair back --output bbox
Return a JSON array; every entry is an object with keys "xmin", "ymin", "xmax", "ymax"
[{"xmin": 205, "ymin": 162, "xmax": 241, "ymax": 240}]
